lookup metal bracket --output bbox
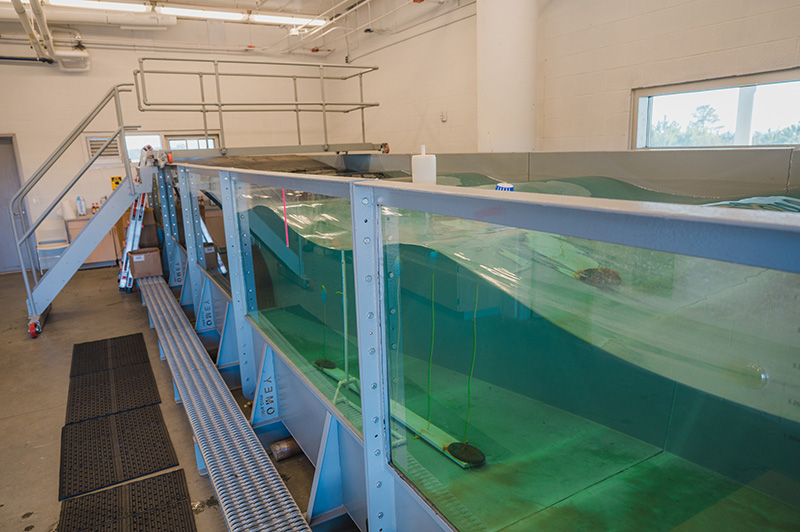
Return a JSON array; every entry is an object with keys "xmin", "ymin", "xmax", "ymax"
[
  {"xmin": 251, "ymin": 344, "xmax": 280, "ymax": 428},
  {"xmin": 307, "ymin": 413, "xmax": 345, "ymax": 526}
]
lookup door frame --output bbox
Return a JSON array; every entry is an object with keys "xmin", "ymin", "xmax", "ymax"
[{"xmin": 1, "ymin": 133, "xmax": 35, "ymax": 272}]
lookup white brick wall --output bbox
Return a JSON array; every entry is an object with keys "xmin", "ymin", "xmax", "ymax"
[
  {"xmin": 326, "ymin": 3, "xmax": 478, "ymax": 154},
  {"xmin": 538, "ymin": 0, "xmax": 800, "ymax": 150}
]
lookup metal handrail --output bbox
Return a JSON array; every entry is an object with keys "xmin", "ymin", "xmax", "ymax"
[
  {"xmin": 9, "ymin": 84, "xmax": 133, "ymax": 214},
  {"xmin": 18, "ymin": 128, "xmax": 126, "ymax": 244},
  {"xmin": 134, "ymin": 58, "xmax": 379, "ymax": 152},
  {"xmin": 8, "ymin": 83, "xmax": 134, "ymax": 318}
]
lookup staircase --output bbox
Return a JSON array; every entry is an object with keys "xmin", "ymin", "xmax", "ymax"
[{"xmin": 8, "ymin": 84, "xmax": 150, "ymax": 336}]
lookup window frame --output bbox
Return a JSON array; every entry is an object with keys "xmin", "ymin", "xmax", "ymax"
[
  {"xmin": 123, "ymin": 133, "xmax": 165, "ymax": 164},
  {"xmin": 165, "ymin": 133, "xmax": 220, "ymax": 152},
  {"xmin": 630, "ymin": 68, "xmax": 800, "ymax": 149}
]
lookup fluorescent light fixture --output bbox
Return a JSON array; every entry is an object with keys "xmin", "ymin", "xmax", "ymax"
[
  {"xmin": 158, "ymin": 5, "xmax": 246, "ymax": 21},
  {"xmin": 48, "ymin": 0, "xmax": 150, "ymax": 12},
  {"xmin": 250, "ymin": 13, "xmax": 326, "ymax": 26}
]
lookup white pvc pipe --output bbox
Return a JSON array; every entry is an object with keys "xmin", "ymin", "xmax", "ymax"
[
  {"xmin": 28, "ymin": 0, "xmax": 54, "ymax": 54},
  {"xmin": 8, "ymin": 0, "xmax": 49, "ymax": 60},
  {"xmin": 27, "ymin": 0, "xmax": 91, "ymax": 71},
  {"xmin": 0, "ymin": 6, "xmax": 176, "ymax": 27}
]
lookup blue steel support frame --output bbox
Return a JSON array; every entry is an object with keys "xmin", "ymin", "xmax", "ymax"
[
  {"xmin": 156, "ymin": 167, "xmax": 179, "ymax": 279},
  {"xmin": 218, "ymin": 170, "xmax": 259, "ymax": 399},
  {"xmin": 168, "ymin": 238, "xmax": 186, "ymax": 288},
  {"xmin": 165, "ymin": 160, "xmax": 800, "ymax": 532},
  {"xmin": 195, "ymin": 277, "xmax": 217, "ymax": 333},
  {"xmin": 177, "ymin": 167, "xmax": 206, "ymax": 314},
  {"xmin": 350, "ymin": 184, "xmax": 397, "ymax": 531},
  {"xmin": 217, "ymin": 300, "xmax": 242, "ymax": 388},
  {"xmin": 171, "ymin": 164, "xmax": 458, "ymax": 532},
  {"xmin": 307, "ymin": 412, "xmax": 346, "ymax": 526},
  {"xmin": 251, "ymin": 342, "xmax": 281, "ymax": 431}
]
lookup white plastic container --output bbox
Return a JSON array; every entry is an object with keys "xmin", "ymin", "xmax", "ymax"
[
  {"xmin": 76, "ymin": 196, "xmax": 87, "ymax": 216},
  {"xmin": 412, "ymin": 145, "xmax": 437, "ymax": 185}
]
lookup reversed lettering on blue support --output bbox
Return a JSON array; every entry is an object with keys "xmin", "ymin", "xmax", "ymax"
[
  {"xmin": 173, "ymin": 254, "xmax": 184, "ymax": 284},
  {"xmin": 201, "ymin": 301, "xmax": 214, "ymax": 328},
  {"xmin": 258, "ymin": 375, "xmax": 277, "ymax": 419}
]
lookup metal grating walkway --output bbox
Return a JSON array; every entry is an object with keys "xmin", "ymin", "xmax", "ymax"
[{"xmin": 138, "ymin": 276, "xmax": 312, "ymax": 532}]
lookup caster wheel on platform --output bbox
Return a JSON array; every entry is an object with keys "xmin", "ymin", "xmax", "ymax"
[{"xmin": 28, "ymin": 323, "xmax": 38, "ymax": 339}]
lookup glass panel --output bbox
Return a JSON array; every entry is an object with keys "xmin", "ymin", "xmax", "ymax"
[
  {"xmin": 198, "ymin": 139, "xmax": 208, "ymax": 149},
  {"xmin": 188, "ymin": 169, "xmax": 229, "ymax": 287},
  {"xmin": 647, "ymin": 79, "xmax": 800, "ymax": 148},
  {"xmin": 752, "ymin": 80, "xmax": 800, "ymax": 145},
  {"xmin": 208, "ymin": 138, "xmax": 215, "ymax": 148},
  {"xmin": 169, "ymin": 139, "xmax": 188, "ymax": 150},
  {"xmin": 236, "ymin": 183, "xmax": 361, "ymax": 431},
  {"xmin": 383, "ymin": 207, "xmax": 800, "ymax": 532},
  {"xmin": 649, "ymin": 88, "xmax": 738, "ymax": 147},
  {"xmin": 187, "ymin": 139, "xmax": 199, "ymax": 150}
]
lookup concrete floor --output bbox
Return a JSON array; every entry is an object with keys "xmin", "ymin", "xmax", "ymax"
[{"xmin": 0, "ymin": 267, "xmax": 311, "ymax": 532}]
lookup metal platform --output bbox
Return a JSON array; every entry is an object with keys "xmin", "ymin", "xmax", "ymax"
[{"xmin": 138, "ymin": 275, "xmax": 311, "ymax": 532}]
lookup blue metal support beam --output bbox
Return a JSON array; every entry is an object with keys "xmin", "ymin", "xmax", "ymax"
[
  {"xmin": 156, "ymin": 167, "xmax": 179, "ymax": 278},
  {"xmin": 307, "ymin": 413, "xmax": 346, "ymax": 527},
  {"xmin": 350, "ymin": 182, "xmax": 397, "ymax": 532},
  {"xmin": 216, "ymin": 301, "xmax": 242, "ymax": 389},
  {"xmin": 195, "ymin": 277, "xmax": 217, "ymax": 333},
  {"xmin": 218, "ymin": 170, "xmax": 258, "ymax": 399},
  {"xmin": 177, "ymin": 167, "xmax": 205, "ymax": 313},
  {"xmin": 168, "ymin": 240, "xmax": 186, "ymax": 288}
]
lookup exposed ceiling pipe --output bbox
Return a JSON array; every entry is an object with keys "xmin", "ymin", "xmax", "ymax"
[
  {"xmin": 8, "ymin": 0, "xmax": 49, "ymax": 60},
  {"xmin": 286, "ymin": 0, "xmax": 411, "ymax": 53},
  {"xmin": 0, "ymin": 54, "xmax": 54, "ymax": 63},
  {"xmin": 0, "ymin": 32, "xmax": 283, "ymax": 56},
  {"xmin": 0, "ymin": 6, "xmax": 177, "ymax": 28},
  {"xmin": 27, "ymin": 0, "xmax": 92, "ymax": 71},
  {"xmin": 264, "ymin": 0, "xmax": 371, "ymax": 51}
]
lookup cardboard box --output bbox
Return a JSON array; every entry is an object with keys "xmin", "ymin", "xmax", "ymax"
[
  {"xmin": 128, "ymin": 248, "xmax": 162, "ymax": 278},
  {"xmin": 204, "ymin": 243, "xmax": 217, "ymax": 268}
]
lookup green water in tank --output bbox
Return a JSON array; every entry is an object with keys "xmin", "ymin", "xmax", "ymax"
[{"xmin": 236, "ymin": 175, "xmax": 800, "ymax": 532}]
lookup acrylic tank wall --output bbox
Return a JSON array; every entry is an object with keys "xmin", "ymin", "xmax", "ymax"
[{"xmin": 180, "ymin": 149, "xmax": 800, "ymax": 531}]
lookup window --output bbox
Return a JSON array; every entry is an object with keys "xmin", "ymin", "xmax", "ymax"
[
  {"xmin": 124, "ymin": 134, "xmax": 163, "ymax": 163},
  {"xmin": 166, "ymin": 135, "xmax": 218, "ymax": 151},
  {"xmin": 633, "ymin": 71, "xmax": 800, "ymax": 149}
]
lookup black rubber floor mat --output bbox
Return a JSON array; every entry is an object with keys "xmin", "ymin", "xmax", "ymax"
[
  {"xmin": 59, "ymin": 406, "xmax": 178, "ymax": 500},
  {"xmin": 66, "ymin": 364, "xmax": 161, "ymax": 425},
  {"xmin": 58, "ymin": 469, "xmax": 196, "ymax": 532},
  {"xmin": 71, "ymin": 334, "xmax": 149, "ymax": 377}
]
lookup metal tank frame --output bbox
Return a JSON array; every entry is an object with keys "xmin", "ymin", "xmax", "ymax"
[{"xmin": 146, "ymin": 148, "xmax": 800, "ymax": 532}]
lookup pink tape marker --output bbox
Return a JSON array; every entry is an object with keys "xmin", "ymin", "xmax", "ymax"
[{"xmin": 282, "ymin": 188, "xmax": 289, "ymax": 247}]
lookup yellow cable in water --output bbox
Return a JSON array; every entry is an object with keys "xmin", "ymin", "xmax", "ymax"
[
  {"xmin": 426, "ymin": 271, "xmax": 435, "ymax": 429},
  {"xmin": 464, "ymin": 281, "xmax": 479, "ymax": 444}
]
